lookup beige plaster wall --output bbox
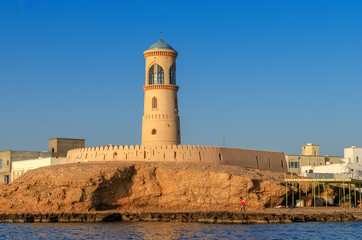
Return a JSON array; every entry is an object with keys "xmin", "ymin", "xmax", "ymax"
[
  {"xmin": 66, "ymin": 145, "xmax": 287, "ymax": 172},
  {"xmin": 0, "ymin": 151, "xmax": 11, "ymax": 183},
  {"xmin": 302, "ymin": 144, "xmax": 319, "ymax": 156},
  {"xmin": 286, "ymin": 155, "xmax": 342, "ymax": 175},
  {"xmin": 142, "ymin": 49, "xmax": 180, "ymax": 146},
  {"xmin": 144, "ymin": 50, "xmax": 177, "ymax": 86}
]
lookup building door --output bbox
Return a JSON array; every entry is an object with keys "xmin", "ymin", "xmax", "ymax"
[{"xmin": 5, "ymin": 175, "xmax": 9, "ymax": 184}]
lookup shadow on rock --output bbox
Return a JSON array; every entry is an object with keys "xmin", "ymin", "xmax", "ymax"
[{"xmin": 90, "ymin": 165, "xmax": 136, "ymax": 211}]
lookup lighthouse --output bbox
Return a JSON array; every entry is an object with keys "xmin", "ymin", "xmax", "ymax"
[{"xmin": 141, "ymin": 38, "xmax": 181, "ymax": 146}]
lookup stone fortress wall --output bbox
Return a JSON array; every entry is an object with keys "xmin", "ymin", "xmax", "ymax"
[{"xmin": 66, "ymin": 145, "xmax": 287, "ymax": 172}]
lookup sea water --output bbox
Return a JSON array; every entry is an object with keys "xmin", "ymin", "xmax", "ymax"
[{"xmin": 0, "ymin": 221, "xmax": 361, "ymax": 239}]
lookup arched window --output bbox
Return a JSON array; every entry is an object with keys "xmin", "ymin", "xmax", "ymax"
[
  {"xmin": 149, "ymin": 64, "xmax": 164, "ymax": 84},
  {"xmin": 357, "ymin": 156, "xmax": 359, "ymax": 163},
  {"xmin": 152, "ymin": 97, "xmax": 157, "ymax": 108},
  {"xmin": 169, "ymin": 64, "xmax": 176, "ymax": 85},
  {"xmin": 152, "ymin": 129, "xmax": 157, "ymax": 135}
]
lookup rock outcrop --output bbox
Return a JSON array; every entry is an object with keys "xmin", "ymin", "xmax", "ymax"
[{"xmin": 0, "ymin": 162, "xmax": 287, "ymax": 213}]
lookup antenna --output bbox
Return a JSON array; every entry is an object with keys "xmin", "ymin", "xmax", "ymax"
[{"xmin": 159, "ymin": 32, "xmax": 162, "ymax": 41}]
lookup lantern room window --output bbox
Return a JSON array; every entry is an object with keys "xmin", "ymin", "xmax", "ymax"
[
  {"xmin": 149, "ymin": 64, "xmax": 164, "ymax": 84},
  {"xmin": 169, "ymin": 64, "xmax": 176, "ymax": 85}
]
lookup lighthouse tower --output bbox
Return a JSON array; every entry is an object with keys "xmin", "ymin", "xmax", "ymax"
[{"xmin": 141, "ymin": 38, "xmax": 181, "ymax": 146}]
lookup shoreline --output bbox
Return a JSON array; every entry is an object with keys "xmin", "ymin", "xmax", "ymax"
[{"xmin": 1, "ymin": 208, "xmax": 362, "ymax": 224}]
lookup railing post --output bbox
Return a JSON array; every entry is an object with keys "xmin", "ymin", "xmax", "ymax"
[
  {"xmin": 349, "ymin": 183, "xmax": 351, "ymax": 208},
  {"xmin": 292, "ymin": 182, "xmax": 294, "ymax": 207},
  {"xmin": 343, "ymin": 182, "xmax": 346, "ymax": 206},
  {"xmin": 313, "ymin": 182, "xmax": 316, "ymax": 208},
  {"xmin": 354, "ymin": 183, "xmax": 357, "ymax": 207},
  {"xmin": 358, "ymin": 184, "xmax": 362, "ymax": 206},
  {"xmin": 286, "ymin": 180, "xmax": 288, "ymax": 208}
]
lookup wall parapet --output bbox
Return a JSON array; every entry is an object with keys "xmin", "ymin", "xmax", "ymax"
[{"xmin": 67, "ymin": 145, "xmax": 287, "ymax": 172}]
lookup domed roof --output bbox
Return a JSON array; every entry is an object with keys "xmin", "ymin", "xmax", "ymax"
[{"xmin": 147, "ymin": 39, "xmax": 174, "ymax": 50}]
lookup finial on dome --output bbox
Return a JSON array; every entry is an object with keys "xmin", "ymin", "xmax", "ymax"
[{"xmin": 147, "ymin": 34, "xmax": 175, "ymax": 50}]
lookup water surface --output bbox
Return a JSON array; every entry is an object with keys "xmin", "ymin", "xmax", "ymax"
[{"xmin": 0, "ymin": 221, "xmax": 361, "ymax": 239}]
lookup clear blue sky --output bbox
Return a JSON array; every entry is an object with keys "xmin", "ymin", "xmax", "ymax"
[{"xmin": 0, "ymin": 0, "xmax": 361, "ymax": 156}]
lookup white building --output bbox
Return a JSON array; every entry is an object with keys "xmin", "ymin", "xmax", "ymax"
[
  {"xmin": 301, "ymin": 146, "xmax": 362, "ymax": 179},
  {"xmin": 11, "ymin": 157, "xmax": 66, "ymax": 182},
  {"xmin": 344, "ymin": 146, "xmax": 362, "ymax": 164}
]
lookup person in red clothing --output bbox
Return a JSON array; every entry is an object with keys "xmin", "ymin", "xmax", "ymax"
[{"xmin": 240, "ymin": 196, "xmax": 246, "ymax": 213}]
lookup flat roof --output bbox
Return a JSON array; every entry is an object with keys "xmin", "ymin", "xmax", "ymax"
[
  {"xmin": 285, "ymin": 178, "xmax": 362, "ymax": 184},
  {"xmin": 285, "ymin": 155, "xmax": 341, "ymax": 158},
  {"xmin": 48, "ymin": 138, "xmax": 85, "ymax": 140}
]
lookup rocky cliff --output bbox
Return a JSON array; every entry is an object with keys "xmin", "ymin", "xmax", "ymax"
[{"xmin": 0, "ymin": 162, "xmax": 287, "ymax": 213}]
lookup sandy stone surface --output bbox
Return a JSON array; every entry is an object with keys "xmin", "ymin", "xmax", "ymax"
[{"xmin": 0, "ymin": 162, "xmax": 289, "ymax": 214}]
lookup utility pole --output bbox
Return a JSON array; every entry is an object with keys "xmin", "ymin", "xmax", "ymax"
[{"xmin": 219, "ymin": 133, "xmax": 225, "ymax": 147}]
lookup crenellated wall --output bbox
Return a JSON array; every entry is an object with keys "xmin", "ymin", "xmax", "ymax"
[{"xmin": 66, "ymin": 145, "xmax": 287, "ymax": 172}]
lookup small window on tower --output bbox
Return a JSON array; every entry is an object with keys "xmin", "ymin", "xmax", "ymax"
[
  {"xmin": 152, "ymin": 97, "xmax": 157, "ymax": 108},
  {"xmin": 152, "ymin": 129, "xmax": 157, "ymax": 135}
]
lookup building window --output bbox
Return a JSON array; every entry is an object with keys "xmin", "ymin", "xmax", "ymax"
[
  {"xmin": 169, "ymin": 64, "xmax": 176, "ymax": 85},
  {"xmin": 357, "ymin": 156, "xmax": 359, "ymax": 163},
  {"xmin": 152, "ymin": 129, "xmax": 157, "ymax": 135},
  {"xmin": 149, "ymin": 64, "xmax": 164, "ymax": 84},
  {"xmin": 5, "ymin": 175, "xmax": 9, "ymax": 184},
  {"xmin": 289, "ymin": 162, "xmax": 299, "ymax": 168},
  {"xmin": 152, "ymin": 97, "xmax": 157, "ymax": 108},
  {"xmin": 0, "ymin": 160, "xmax": 2, "ymax": 169}
]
